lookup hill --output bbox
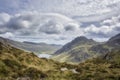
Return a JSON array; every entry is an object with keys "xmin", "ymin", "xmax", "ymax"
[
  {"xmin": 76, "ymin": 50, "xmax": 120, "ymax": 80},
  {"xmin": 0, "ymin": 39, "xmax": 77, "ymax": 80},
  {"xmin": 0, "ymin": 37, "xmax": 62, "ymax": 54}
]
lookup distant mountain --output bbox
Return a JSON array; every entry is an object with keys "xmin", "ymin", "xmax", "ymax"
[
  {"xmin": 55, "ymin": 36, "xmax": 97, "ymax": 54},
  {"xmin": 107, "ymin": 33, "xmax": 120, "ymax": 47},
  {"xmin": 53, "ymin": 33, "xmax": 120, "ymax": 63},
  {"xmin": 52, "ymin": 36, "xmax": 99, "ymax": 63},
  {"xmin": 90, "ymin": 33, "xmax": 120, "ymax": 54},
  {"xmin": 0, "ymin": 37, "xmax": 62, "ymax": 54},
  {"xmin": 0, "ymin": 34, "xmax": 120, "ymax": 80},
  {"xmin": 23, "ymin": 41, "xmax": 47, "ymax": 45}
]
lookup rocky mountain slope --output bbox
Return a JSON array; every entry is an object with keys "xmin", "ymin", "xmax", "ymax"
[
  {"xmin": 53, "ymin": 33, "xmax": 120, "ymax": 63},
  {"xmin": 90, "ymin": 33, "xmax": 120, "ymax": 55},
  {"xmin": 0, "ymin": 37, "xmax": 61, "ymax": 54},
  {"xmin": 52, "ymin": 36, "xmax": 99, "ymax": 63}
]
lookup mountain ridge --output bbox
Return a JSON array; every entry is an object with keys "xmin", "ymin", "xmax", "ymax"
[
  {"xmin": 0, "ymin": 34, "xmax": 120, "ymax": 80},
  {"xmin": 53, "ymin": 33, "xmax": 120, "ymax": 63},
  {"xmin": 55, "ymin": 36, "xmax": 98, "ymax": 54},
  {"xmin": 52, "ymin": 36, "xmax": 99, "ymax": 63},
  {"xmin": 0, "ymin": 37, "xmax": 62, "ymax": 54}
]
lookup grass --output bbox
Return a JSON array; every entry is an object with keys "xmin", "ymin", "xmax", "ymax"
[{"xmin": 0, "ymin": 42, "xmax": 120, "ymax": 80}]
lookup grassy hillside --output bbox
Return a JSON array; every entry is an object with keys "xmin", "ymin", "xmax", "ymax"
[
  {"xmin": 0, "ymin": 41, "xmax": 120, "ymax": 80},
  {"xmin": 0, "ymin": 41, "xmax": 78, "ymax": 80},
  {"xmin": 75, "ymin": 50, "xmax": 120, "ymax": 80}
]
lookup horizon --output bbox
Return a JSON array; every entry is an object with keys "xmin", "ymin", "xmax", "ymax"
[
  {"xmin": 0, "ymin": 0, "xmax": 120, "ymax": 45},
  {"xmin": 0, "ymin": 34, "xmax": 113, "ymax": 45}
]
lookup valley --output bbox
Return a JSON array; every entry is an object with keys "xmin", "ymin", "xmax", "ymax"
[
  {"xmin": 0, "ymin": 0, "xmax": 120, "ymax": 80},
  {"xmin": 0, "ymin": 33, "xmax": 120, "ymax": 80}
]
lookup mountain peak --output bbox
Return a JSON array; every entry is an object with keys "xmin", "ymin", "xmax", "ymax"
[
  {"xmin": 74, "ymin": 36, "xmax": 88, "ymax": 41},
  {"xmin": 109, "ymin": 33, "xmax": 120, "ymax": 42},
  {"xmin": 54, "ymin": 36, "xmax": 97, "ymax": 54},
  {"xmin": 107, "ymin": 33, "xmax": 120, "ymax": 46},
  {"xmin": 71, "ymin": 36, "xmax": 95, "ymax": 45}
]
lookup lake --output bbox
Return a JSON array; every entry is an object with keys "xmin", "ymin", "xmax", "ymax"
[{"xmin": 38, "ymin": 54, "xmax": 52, "ymax": 59}]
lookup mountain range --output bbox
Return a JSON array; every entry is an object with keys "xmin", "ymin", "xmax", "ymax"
[
  {"xmin": 0, "ymin": 33, "xmax": 119, "ymax": 63},
  {"xmin": 52, "ymin": 33, "xmax": 120, "ymax": 63},
  {"xmin": 0, "ymin": 37, "xmax": 62, "ymax": 54},
  {"xmin": 0, "ymin": 33, "xmax": 120, "ymax": 80}
]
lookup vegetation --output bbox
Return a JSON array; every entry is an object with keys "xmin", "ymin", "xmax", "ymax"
[
  {"xmin": 0, "ymin": 42, "xmax": 77, "ymax": 80},
  {"xmin": 0, "ymin": 33, "xmax": 120, "ymax": 80},
  {"xmin": 76, "ymin": 50, "xmax": 120, "ymax": 80}
]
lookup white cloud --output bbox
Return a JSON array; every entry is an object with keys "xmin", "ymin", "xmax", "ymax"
[
  {"xmin": 0, "ymin": 11, "xmax": 120, "ymax": 44},
  {"xmin": 102, "ymin": 19, "xmax": 113, "ymax": 25},
  {"xmin": 0, "ymin": 13, "xmax": 11, "ymax": 25},
  {"xmin": 0, "ymin": 0, "xmax": 120, "ymax": 17},
  {"xmin": 84, "ymin": 25, "xmax": 113, "ymax": 34},
  {"xmin": 84, "ymin": 14, "xmax": 120, "ymax": 39},
  {"xmin": 0, "ymin": 11, "xmax": 83, "ymax": 44},
  {"xmin": 0, "ymin": 0, "xmax": 120, "ymax": 44},
  {"xmin": 0, "ymin": 32, "xmax": 14, "ymax": 38}
]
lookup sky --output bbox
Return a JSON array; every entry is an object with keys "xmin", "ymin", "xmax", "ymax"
[{"xmin": 0, "ymin": 0, "xmax": 120, "ymax": 44}]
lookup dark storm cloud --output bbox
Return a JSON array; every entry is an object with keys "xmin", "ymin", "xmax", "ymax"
[
  {"xmin": 65, "ymin": 25, "xmax": 77, "ymax": 31},
  {"xmin": 39, "ymin": 20, "xmax": 63, "ymax": 34}
]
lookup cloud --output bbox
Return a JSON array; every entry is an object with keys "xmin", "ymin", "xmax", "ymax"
[
  {"xmin": 84, "ymin": 15, "xmax": 120, "ymax": 39},
  {"xmin": 39, "ymin": 22, "xmax": 64, "ymax": 34},
  {"xmin": 84, "ymin": 25, "xmax": 112, "ymax": 35},
  {"xmin": 0, "ymin": 32, "xmax": 14, "ymax": 38},
  {"xmin": 6, "ymin": 17, "xmax": 30, "ymax": 30},
  {"xmin": 0, "ymin": 0, "xmax": 120, "ymax": 44},
  {"xmin": 65, "ymin": 23, "xmax": 80, "ymax": 31},
  {"xmin": 0, "ymin": 0, "xmax": 120, "ymax": 17},
  {"xmin": 0, "ymin": 13, "xmax": 11, "ymax": 25},
  {"xmin": 0, "ymin": 11, "xmax": 82, "ymax": 44},
  {"xmin": 0, "ymin": 11, "xmax": 120, "ymax": 44},
  {"xmin": 5, "ymin": 12, "xmax": 79, "ymax": 34}
]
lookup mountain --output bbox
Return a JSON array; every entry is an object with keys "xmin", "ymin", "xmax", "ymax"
[
  {"xmin": 107, "ymin": 33, "xmax": 120, "ymax": 47},
  {"xmin": 55, "ymin": 36, "xmax": 97, "ymax": 54},
  {"xmin": 76, "ymin": 50, "xmax": 120, "ymax": 80},
  {"xmin": 0, "ymin": 34, "xmax": 120, "ymax": 80},
  {"xmin": 0, "ymin": 38, "xmax": 77, "ymax": 80},
  {"xmin": 53, "ymin": 33, "xmax": 120, "ymax": 63},
  {"xmin": 0, "ymin": 37, "xmax": 62, "ymax": 54},
  {"xmin": 90, "ymin": 33, "xmax": 120, "ymax": 55},
  {"xmin": 52, "ymin": 36, "xmax": 99, "ymax": 63}
]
